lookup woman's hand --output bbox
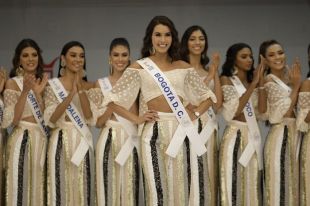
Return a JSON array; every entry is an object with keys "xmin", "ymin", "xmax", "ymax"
[
  {"xmin": 204, "ymin": 52, "xmax": 220, "ymax": 84},
  {"xmin": 288, "ymin": 58, "xmax": 301, "ymax": 88},
  {"xmin": 22, "ymin": 73, "xmax": 36, "ymax": 93},
  {"xmin": 135, "ymin": 110, "xmax": 158, "ymax": 124},
  {"xmin": 33, "ymin": 73, "xmax": 48, "ymax": 95},
  {"xmin": 0, "ymin": 67, "xmax": 7, "ymax": 93}
]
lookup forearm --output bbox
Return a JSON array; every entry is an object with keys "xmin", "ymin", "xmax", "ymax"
[
  {"xmin": 78, "ymin": 91, "xmax": 92, "ymax": 119},
  {"xmin": 235, "ymin": 83, "xmax": 256, "ymax": 116},
  {"xmin": 12, "ymin": 91, "xmax": 28, "ymax": 125},
  {"xmin": 285, "ymin": 85, "xmax": 300, "ymax": 116},
  {"xmin": 194, "ymin": 98, "xmax": 213, "ymax": 117},
  {"xmin": 213, "ymin": 73, "xmax": 223, "ymax": 111},
  {"xmin": 34, "ymin": 92, "xmax": 45, "ymax": 112},
  {"xmin": 258, "ymin": 87, "xmax": 267, "ymax": 114},
  {"xmin": 108, "ymin": 102, "xmax": 139, "ymax": 124},
  {"xmin": 96, "ymin": 107, "xmax": 113, "ymax": 128},
  {"xmin": 49, "ymin": 92, "xmax": 74, "ymax": 124}
]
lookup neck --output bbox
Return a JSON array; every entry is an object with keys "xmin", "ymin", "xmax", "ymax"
[
  {"xmin": 110, "ymin": 70, "xmax": 123, "ymax": 81},
  {"xmin": 150, "ymin": 52, "xmax": 171, "ymax": 63},
  {"xmin": 271, "ymin": 68, "xmax": 284, "ymax": 80},
  {"xmin": 189, "ymin": 53, "xmax": 202, "ymax": 69},
  {"xmin": 62, "ymin": 69, "xmax": 75, "ymax": 82},
  {"xmin": 237, "ymin": 69, "xmax": 247, "ymax": 82}
]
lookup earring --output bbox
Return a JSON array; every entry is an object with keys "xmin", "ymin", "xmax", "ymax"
[
  {"xmin": 149, "ymin": 47, "xmax": 156, "ymax": 55},
  {"xmin": 16, "ymin": 66, "xmax": 24, "ymax": 76},
  {"xmin": 60, "ymin": 61, "xmax": 66, "ymax": 76},
  {"xmin": 233, "ymin": 67, "xmax": 238, "ymax": 75},
  {"xmin": 109, "ymin": 60, "xmax": 113, "ymax": 75},
  {"xmin": 82, "ymin": 69, "xmax": 86, "ymax": 77}
]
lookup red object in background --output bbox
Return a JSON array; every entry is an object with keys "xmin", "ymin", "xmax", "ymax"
[{"xmin": 43, "ymin": 57, "xmax": 59, "ymax": 78}]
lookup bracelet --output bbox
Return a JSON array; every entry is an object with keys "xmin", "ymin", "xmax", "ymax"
[
  {"xmin": 78, "ymin": 90, "xmax": 85, "ymax": 94},
  {"xmin": 258, "ymin": 86, "xmax": 265, "ymax": 90}
]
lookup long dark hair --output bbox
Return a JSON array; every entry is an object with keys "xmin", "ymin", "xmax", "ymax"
[
  {"xmin": 141, "ymin": 15, "xmax": 179, "ymax": 61},
  {"xmin": 221, "ymin": 43, "xmax": 254, "ymax": 83},
  {"xmin": 10, "ymin": 38, "xmax": 44, "ymax": 78},
  {"xmin": 180, "ymin": 25, "xmax": 209, "ymax": 69},
  {"xmin": 57, "ymin": 41, "xmax": 87, "ymax": 81},
  {"xmin": 258, "ymin": 39, "xmax": 281, "ymax": 75},
  {"xmin": 307, "ymin": 43, "xmax": 310, "ymax": 77}
]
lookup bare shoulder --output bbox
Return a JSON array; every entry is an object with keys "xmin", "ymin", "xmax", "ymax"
[
  {"xmin": 220, "ymin": 76, "xmax": 233, "ymax": 86},
  {"xmin": 82, "ymin": 80, "xmax": 96, "ymax": 90},
  {"xmin": 128, "ymin": 62, "xmax": 143, "ymax": 69},
  {"xmin": 172, "ymin": 60, "xmax": 191, "ymax": 69},
  {"xmin": 300, "ymin": 79, "xmax": 310, "ymax": 92},
  {"xmin": 5, "ymin": 78, "xmax": 19, "ymax": 91}
]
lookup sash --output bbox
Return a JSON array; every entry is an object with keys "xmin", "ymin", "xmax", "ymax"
[
  {"xmin": 98, "ymin": 77, "xmax": 139, "ymax": 166},
  {"xmin": 13, "ymin": 77, "xmax": 49, "ymax": 168},
  {"xmin": 137, "ymin": 57, "xmax": 206, "ymax": 157},
  {"xmin": 48, "ymin": 78, "xmax": 93, "ymax": 166},
  {"xmin": 230, "ymin": 76, "xmax": 263, "ymax": 169},
  {"xmin": 269, "ymin": 74, "xmax": 300, "ymax": 160},
  {"xmin": 200, "ymin": 105, "xmax": 218, "ymax": 144}
]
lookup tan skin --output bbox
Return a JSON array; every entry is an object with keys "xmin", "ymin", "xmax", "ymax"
[
  {"xmin": 0, "ymin": 67, "xmax": 7, "ymax": 95},
  {"xmin": 5, "ymin": 47, "xmax": 48, "ymax": 126},
  {"xmin": 48, "ymin": 46, "xmax": 94, "ymax": 124},
  {"xmin": 95, "ymin": 45, "xmax": 140, "ymax": 128},
  {"xmin": 109, "ymin": 24, "xmax": 214, "ymax": 122},
  {"xmin": 220, "ymin": 47, "xmax": 265, "ymax": 122},
  {"xmin": 187, "ymin": 29, "xmax": 223, "ymax": 111},
  {"xmin": 259, "ymin": 44, "xmax": 301, "ymax": 118}
]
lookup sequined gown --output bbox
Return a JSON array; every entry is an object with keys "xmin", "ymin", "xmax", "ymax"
[
  {"xmin": 44, "ymin": 82, "xmax": 95, "ymax": 206},
  {"xmin": 187, "ymin": 77, "xmax": 218, "ymax": 206},
  {"xmin": 3, "ymin": 77, "xmax": 47, "ymax": 206},
  {"xmin": 219, "ymin": 82, "xmax": 262, "ymax": 206},
  {"xmin": 102, "ymin": 67, "xmax": 217, "ymax": 206},
  {"xmin": 263, "ymin": 74, "xmax": 300, "ymax": 206},
  {"xmin": 297, "ymin": 90, "xmax": 310, "ymax": 206},
  {"xmin": 88, "ymin": 86, "xmax": 141, "ymax": 206}
]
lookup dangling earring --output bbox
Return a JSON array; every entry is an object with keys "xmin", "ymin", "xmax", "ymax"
[
  {"xmin": 149, "ymin": 47, "xmax": 156, "ymax": 55},
  {"xmin": 82, "ymin": 69, "xmax": 86, "ymax": 77},
  {"xmin": 16, "ymin": 65, "xmax": 24, "ymax": 76},
  {"xmin": 109, "ymin": 59, "xmax": 113, "ymax": 75},
  {"xmin": 233, "ymin": 66, "xmax": 238, "ymax": 75},
  {"xmin": 60, "ymin": 61, "xmax": 66, "ymax": 76}
]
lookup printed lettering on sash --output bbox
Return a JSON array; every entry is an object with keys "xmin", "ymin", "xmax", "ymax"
[{"xmin": 137, "ymin": 57, "xmax": 207, "ymax": 157}]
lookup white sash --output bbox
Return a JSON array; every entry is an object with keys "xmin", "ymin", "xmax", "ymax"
[
  {"xmin": 98, "ymin": 77, "xmax": 139, "ymax": 166},
  {"xmin": 137, "ymin": 58, "xmax": 206, "ymax": 157},
  {"xmin": 200, "ymin": 106, "xmax": 218, "ymax": 144},
  {"xmin": 13, "ymin": 77, "xmax": 49, "ymax": 168},
  {"xmin": 230, "ymin": 76, "xmax": 263, "ymax": 169},
  {"xmin": 48, "ymin": 78, "xmax": 93, "ymax": 166},
  {"xmin": 269, "ymin": 74, "xmax": 300, "ymax": 160}
]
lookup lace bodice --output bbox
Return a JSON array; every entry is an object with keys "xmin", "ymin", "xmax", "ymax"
[
  {"xmin": 264, "ymin": 78, "xmax": 291, "ymax": 124},
  {"xmin": 297, "ymin": 92, "xmax": 310, "ymax": 132},
  {"xmin": 43, "ymin": 85, "xmax": 95, "ymax": 128},
  {"xmin": 2, "ymin": 89, "xmax": 33, "ymax": 128},
  {"xmin": 103, "ymin": 67, "xmax": 217, "ymax": 109},
  {"xmin": 221, "ymin": 85, "xmax": 260, "ymax": 122}
]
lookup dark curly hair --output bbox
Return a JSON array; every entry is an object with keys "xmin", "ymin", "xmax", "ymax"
[
  {"xmin": 10, "ymin": 38, "xmax": 44, "ymax": 78},
  {"xmin": 141, "ymin": 15, "xmax": 179, "ymax": 61},
  {"xmin": 221, "ymin": 43, "xmax": 254, "ymax": 83},
  {"xmin": 57, "ymin": 41, "xmax": 87, "ymax": 81},
  {"xmin": 180, "ymin": 25, "xmax": 209, "ymax": 69}
]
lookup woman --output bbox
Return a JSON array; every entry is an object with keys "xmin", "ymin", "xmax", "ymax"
[
  {"xmin": 259, "ymin": 40, "xmax": 301, "ymax": 206},
  {"xmin": 90, "ymin": 37, "xmax": 142, "ymax": 205},
  {"xmin": 0, "ymin": 68, "xmax": 7, "ymax": 206},
  {"xmin": 3, "ymin": 39, "xmax": 48, "ymax": 206},
  {"xmin": 103, "ymin": 16, "xmax": 217, "ymax": 206},
  {"xmin": 295, "ymin": 44, "xmax": 310, "ymax": 206},
  {"xmin": 180, "ymin": 25, "xmax": 222, "ymax": 206},
  {"xmin": 44, "ymin": 41, "xmax": 95, "ymax": 206},
  {"xmin": 219, "ymin": 43, "xmax": 264, "ymax": 206}
]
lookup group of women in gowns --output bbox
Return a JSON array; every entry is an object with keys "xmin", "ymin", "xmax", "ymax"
[{"xmin": 0, "ymin": 15, "xmax": 309, "ymax": 206}]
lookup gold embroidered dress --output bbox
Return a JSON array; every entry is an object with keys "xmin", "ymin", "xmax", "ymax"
[
  {"xmin": 219, "ymin": 83, "xmax": 262, "ymax": 206},
  {"xmin": 103, "ymin": 67, "xmax": 216, "ymax": 206},
  {"xmin": 44, "ymin": 82, "xmax": 95, "ymax": 206},
  {"xmin": 3, "ymin": 77, "xmax": 47, "ymax": 206}
]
